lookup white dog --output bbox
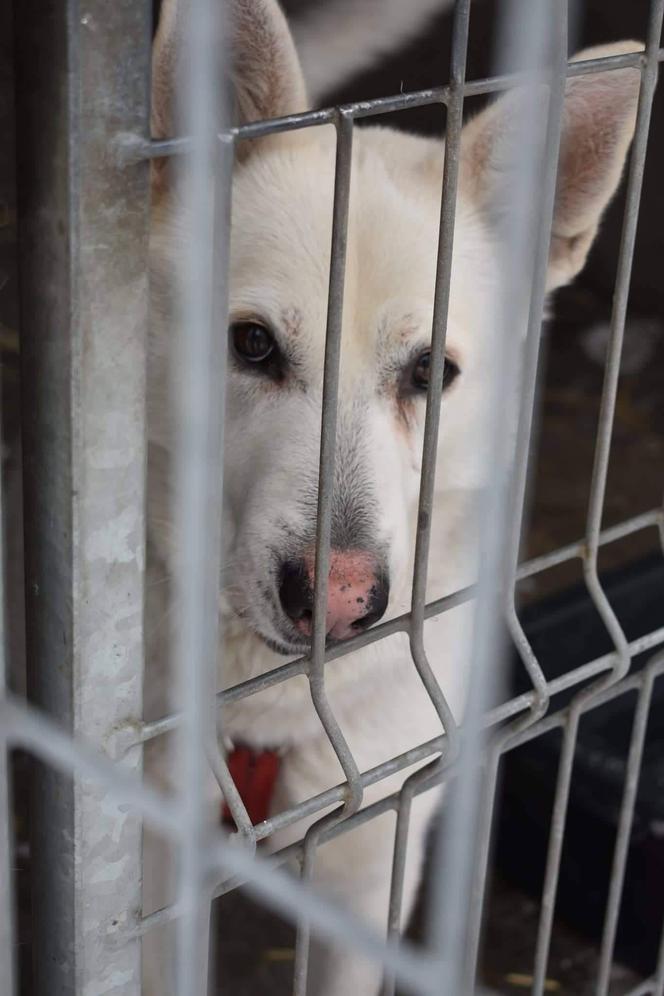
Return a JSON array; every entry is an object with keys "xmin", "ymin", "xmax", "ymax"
[{"xmin": 143, "ymin": 1, "xmax": 640, "ymax": 991}]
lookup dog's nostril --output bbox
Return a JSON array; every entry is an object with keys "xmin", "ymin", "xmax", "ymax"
[
  {"xmin": 352, "ymin": 576, "xmax": 389, "ymax": 632},
  {"xmin": 355, "ymin": 607, "xmax": 382, "ymax": 631},
  {"xmin": 278, "ymin": 560, "xmax": 313, "ymax": 624}
]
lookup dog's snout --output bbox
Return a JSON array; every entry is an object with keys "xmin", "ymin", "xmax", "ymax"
[{"xmin": 278, "ymin": 551, "xmax": 389, "ymax": 642}]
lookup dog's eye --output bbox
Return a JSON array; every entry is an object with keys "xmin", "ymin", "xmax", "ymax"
[
  {"xmin": 231, "ymin": 321, "xmax": 275, "ymax": 364},
  {"xmin": 411, "ymin": 350, "xmax": 460, "ymax": 392}
]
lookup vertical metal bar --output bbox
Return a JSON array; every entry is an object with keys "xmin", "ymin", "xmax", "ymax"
[
  {"xmin": 15, "ymin": 1, "xmax": 151, "ymax": 992},
  {"xmin": 654, "ymin": 911, "xmax": 664, "ymax": 996},
  {"xmin": 292, "ymin": 108, "xmax": 360, "ymax": 996},
  {"xmin": 173, "ymin": 0, "xmax": 229, "ymax": 991},
  {"xmin": 462, "ymin": 747, "xmax": 501, "ymax": 984},
  {"xmin": 0, "ymin": 12, "xmax": 17, "ymax": 986},
  {"xmin": 382, "ymin": 766, "xmax": 430, "ymax": 996},
  {"xmin": 387, "ymin": 792, "xmax": 413, "ymax": 941},
  {"xmin": 385, "ymin": 0, "xmax": 486, "ymax": 996},
  {"xmin": 596, "ymin": 666, "xmax": 657, "ymax": 995},
  {"xmin": 377, "ymin": 15, "xmax": 474, "ymax": 979},
  {"xmin": 533, "ymin": 8, "xmax": 664, "ymax": 990},
  {"xmin": 307, "ymin": 110, "xmax": 361, "ymax": 802},
  {"xmin": 0, "ymin": 400, "xmax": 16, "ymax": 996},
  {"xmin": 382, "ymin": 7, "xmax": 474, "ymax": 988},
  {"xmin": 532, "ymin": 713, "xmax": 580, "ymax": 996},
  {"xmin": 378, "ymin": 9, "xmax": 475, "ymax": 988},
  {"xmin": 0, "ymin": 747, "xmax": 14, "ymax": 996},
  {"xmin": 0, "ymin": 750, "xmax": 14, "ymax": 996},
  {"xmin": 291, "ymin": 827, "xmax": 318, "ymax": 996},
  {"xmin": 408, "ymin": 0, "xmax": 470, "ymax": 748},
  {"xmin": 464, "ymin": 3, "xmax": 569, "ymax": 983},
  {"xmin": 582, "ymin": 0, "xmax": 664, "ymax": 672},
  {"xmin": 425, "ymin": 3, "xmax": 564, "ymax": 992},
  {"xmin": 202, "ymin": 149, "xmax": 256, "ymax": 856}
]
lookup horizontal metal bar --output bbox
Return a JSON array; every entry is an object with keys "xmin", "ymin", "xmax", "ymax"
[
  {"xmin": 135, "ymin": 585, "xmax": 475, "ymax": 744},
  {"xmin": 119, "ymin": 48, "xmax": 664, "ymax": 164},
  {"xmin": 122, "ymin": 782, "xmax": 414, "ymax": 936},
  {"xmin": 463, "ymin": 50, "xmax": 649, "ymax": 97},
  {"xmin": 492, "ymin": 624, "xmax": 664, "ymax": 723},
  {"xmin": 217, "ymin": 625, "xmax": 664, "ymax": 848},
  {"xmin": 61, "ymin": 652, "xmax": 664, "ymax": 948},
  {"xmin": 143, "ymin": 816, "xmax": 443, "ymax": 996},
  {"xmin": 500, "ymin": 650, "xmax": 664, "ymax": 756},
  {"xmin": 0, "ymin": 695, "xmax": 446, "ymax": 995},
  {"xmin": 133, "ymin": 616, "xmax": 664, "ymax": 767},
  {"xmin": 191, "ymin": 654, "xmax": 664, "ymax": 908},
  {"xmin": 13, "ymin": 646, "xmax": 656, "ymax": 953},
  {"xmin": 114, "ymin": 132, "xmax": 194, "ymax": 162},
  {"xmin": 516, "ymin": 507, "xmax": 663, "ymax": 580},
  {"xmin": 253, "ymin": 736, "xmax": 442, "ymax": 843},
  {"xmin": 205, "ymin": 829, "xmax": 439, "ymax": 996},
  {"xmin": 110, "ymin": 625, "xmax": 664, "ymax": 908},
  {"xmin": 1, "ymin": 696, "xmax": 181, "ymax": 837},
  {"xmin": 141, "ymin": 788, "xmax": 409, "ymax": 931},
  {"xmin": 132, "ymin": 506, "xmax": 661, "ymax": 749}
]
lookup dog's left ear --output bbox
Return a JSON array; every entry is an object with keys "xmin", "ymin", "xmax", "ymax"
[
  {"xmin": 152, "ymin": 0, "xmax": 308, "ymax": 158},
  {"xmin": 460, "ymin": 42, "xmax": 642, "ymax": 291}
]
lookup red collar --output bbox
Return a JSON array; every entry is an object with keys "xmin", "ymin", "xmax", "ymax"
[{"xmin": 222, "ymin": 745, "xmax": 281, "ymax": 828}]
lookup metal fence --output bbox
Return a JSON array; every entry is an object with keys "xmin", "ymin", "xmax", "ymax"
[{"xmin": 2, "ymin": 0, "xmax": 664, "ymax": 994}]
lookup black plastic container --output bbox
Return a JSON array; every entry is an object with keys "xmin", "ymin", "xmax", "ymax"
[{"xmin": 495, "ymin": 553, "xmax": 664, "ymax": 976}]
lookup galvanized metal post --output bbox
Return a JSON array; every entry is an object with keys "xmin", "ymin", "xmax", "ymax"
[
  {"xmin": 0, "ymin": 438, "xmax": 16, "ymax": 996},
  {"xmin": 15, "ymin": 1, "xmax": 151, "ymax": 992},
  {"xmin": 0, "ymin": 1, "xmax": 17, "ymax": 988}
]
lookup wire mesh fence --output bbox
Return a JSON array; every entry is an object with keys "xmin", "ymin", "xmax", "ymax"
[{"xmin": 2, "ymin": 0, "xmax": 664, "ymax": 994}]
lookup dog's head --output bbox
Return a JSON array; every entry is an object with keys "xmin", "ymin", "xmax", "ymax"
[{"xmin": 149, "ymin": 0, "xmax": 640, "ymax": 656}]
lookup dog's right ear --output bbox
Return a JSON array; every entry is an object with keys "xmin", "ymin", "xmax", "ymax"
[
  {"xmin": 152, "ymin": 0, "xmax": 308, "ymax": 165},
  {"xmin": 459, "ymin": 42, "xmax": 641, "ymax": 292}
]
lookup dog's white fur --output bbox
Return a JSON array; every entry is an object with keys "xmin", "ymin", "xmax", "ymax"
[{"xmin": 144, "ymin": 2, "xmax": 640, "ymax": 991}]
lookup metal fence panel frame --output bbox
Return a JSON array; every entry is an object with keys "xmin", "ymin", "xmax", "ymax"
[{"xmin": 13, "ymin": 0, "xmax": 152, "ymax": 992}]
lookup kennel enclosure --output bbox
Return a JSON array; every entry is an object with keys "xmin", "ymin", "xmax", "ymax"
[{"xmin": 1, "ymin": 0, "xmax": 664, "ymax": 994}]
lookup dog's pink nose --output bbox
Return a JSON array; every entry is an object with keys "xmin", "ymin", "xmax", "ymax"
[
  {"xmin": 279, "ymin": 550, "xmax": 389, "ymax": 642},
  {"xmin": 322, "ymin": 550, "xmax": 389, "ymax": 640}
]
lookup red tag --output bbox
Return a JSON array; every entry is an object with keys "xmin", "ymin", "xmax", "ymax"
[{"xmin": 222, "ymin": 746, "xmax": 281, "ymax": 829}]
